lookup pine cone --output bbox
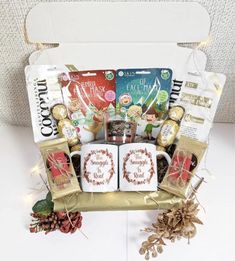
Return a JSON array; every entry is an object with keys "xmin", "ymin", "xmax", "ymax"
[
  {"xmin": 59, "ymin": 212, "xmax": 82, "ymax": 233},
  {"xmin": 30, "ymin": 211, "xmax": 82, "ymax": 234}
]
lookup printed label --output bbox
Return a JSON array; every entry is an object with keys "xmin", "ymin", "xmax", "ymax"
[
  {"xmin": 169, "ymin": 79, "xmax": 183, "ymax": 108},
  {"xmin": 180, "ymin": 93, "xmax": 212, "ymax": 108},
  {"xmin": 33, "ymin": 79, "xmax": 58, "ymax": 138},
  {"xmin": 122, "ymin": 148, "xmax": 155, "ymax": 185},
  {"xmin": 83, "ymin": 149, "xmax": 115, "ymax": 186},
  {"xmin": 62, "ymin": 124, "xmax": 77, "ymax": 140},
  {"xmin": 160, "ymin": 124, "xmax": 174, "ymax": 142},
  {"xmin": 185, "ymin": 81, "xmax": 198, "ymax": 89}
]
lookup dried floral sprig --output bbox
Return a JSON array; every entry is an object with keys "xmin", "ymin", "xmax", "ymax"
[
  {"xmin": 29, "ymin": 191, "xmax": 83, "ymax": 234},
  {"xmin": 139, "ymin": 200, "xmax": 203, "ymax": 259}
]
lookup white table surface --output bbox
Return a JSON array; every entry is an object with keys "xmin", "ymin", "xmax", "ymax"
[{"xmin": 0, "ymin": 123, "xmax": 234, "ymax": 261}]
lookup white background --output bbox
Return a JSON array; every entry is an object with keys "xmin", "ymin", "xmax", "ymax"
[{"xmin": 0, "ymin": 123, "xmax": 234, "ymax": 260}]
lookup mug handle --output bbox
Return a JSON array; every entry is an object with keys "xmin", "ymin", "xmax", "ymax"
[
  {"xmin": 156, "ymin": 151, "xmax": 171, "ymax": 165},
  {"xmin": 70, "ymin": 151, "xmax": 82, "ymax": 158}
]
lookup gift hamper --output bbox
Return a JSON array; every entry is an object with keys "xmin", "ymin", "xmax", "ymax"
[{"xmin": 25, "ymin": 2, "xmax": 226, "ymax": 259}]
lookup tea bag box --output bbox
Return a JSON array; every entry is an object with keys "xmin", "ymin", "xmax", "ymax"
[{"xmin": 26, "ymin": 2, "xmax": 210, "ymax": 211}]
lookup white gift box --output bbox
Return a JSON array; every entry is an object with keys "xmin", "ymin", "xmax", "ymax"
[{"xmin": 25, "ymin": 1, "xmax": 213, "ymax": 211}]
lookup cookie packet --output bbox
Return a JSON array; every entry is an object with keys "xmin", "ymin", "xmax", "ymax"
[
  {"xmin": 172, "ymin": 72, "xmax": 226, "ymax": 142},
  {"xmin": 59, "ymin": 70, "xmax": 116, "ymax": 143},
  {"xmin": 116, "ymin": 68, "xmax": 172, "ymax": 140},
  {"xmin": 25, "ymin": 65, "xmax": 70, "ymax": 143},
  {"xmin": 39, "ymin": 138, "xmax": 81, "ymax": 200},
  {"xmin": 160, "ymin": 136, "xmax": 207, "ymax": 198}
]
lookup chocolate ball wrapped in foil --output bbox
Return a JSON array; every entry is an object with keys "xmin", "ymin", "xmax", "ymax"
[
  {"xmin": 51, "ymin": 104, "xmax": 68, "ymax": 121},
  {"xmin": 156, "ymin": 105, "xmax": 185, "ymax": 150},
  {"xmin": 58, "ymin": 119, "xmax": 80, "ymax": 147},
  {"xmin": 70, "ymin": 144, "xmax": 82, "ymax": 152}
]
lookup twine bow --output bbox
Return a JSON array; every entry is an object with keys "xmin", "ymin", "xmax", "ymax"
[{"xmin": 47, "ymin": 151, "xmax": 73, "ymax": 186}]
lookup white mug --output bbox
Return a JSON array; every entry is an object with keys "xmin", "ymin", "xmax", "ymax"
[
  {"xmin": 71, "ymin": 144, "xmax": 118, "ymax": 192},
  {"xmin": 119, "ymin": 143, "xmax": 171, "ymax": 191}
]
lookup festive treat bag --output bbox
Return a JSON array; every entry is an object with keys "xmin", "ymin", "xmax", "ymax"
[
  {"xmin": 160, "ymin": 136, "xmax": 207, "ymax": 198},
  {"xmin": 59, "ymin": 70, "xmax": 116, "ymax": 143},
  {"xmin": 39, "ymin": 138, "xmax": 81, "ymax": 200},
  {"xmin": 116, "ymin": 68, "xmax": 172, "ymax": 140}
]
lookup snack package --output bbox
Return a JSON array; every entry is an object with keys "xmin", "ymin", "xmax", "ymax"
[
  {"xmin": 172, "ymin": 72, "xmax": 226, "ymax": 142},
  {"xmin": 160, "ymin": 136, "xmax": 207, "ymax": 198},
  {"xmin": 51, "ymin": 104, "xmax": 80, "ymax": 147},
  {"xmin": 25, "ymin": 65, "xmax": 68, "ymax": 143},
  {"xmin": 59, "ymin": 70, "xmax": 116, "ymax": 143},
  {"xmin": 116, "ymin": 68, "xmax": 172, "ymax": 140},
  {"xmin": 156, "ymin": 105, "xmax": 185, "ymax": 151},
  {"xmin": 39, "ymin": 138, "xmax": 81, "ymax": 200}
]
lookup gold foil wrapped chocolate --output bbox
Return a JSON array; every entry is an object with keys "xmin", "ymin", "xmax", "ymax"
[
  {"xmin": 58, "ymin": 119, "xmax": 79, "ymax": 147},
  {"xmin": 51, "ymin": 104, "xmax": 80, "ymax": 147},
  {"xmin": 70, "ymin": 144, "xmax": 82, "ymax": 152},
  {"xmin": 156, "ymin": 145, "xmax": 166, "ymax": 152},
  {"xmin": 156, "ymin": 106, "xmax": 185, "ymax": 149},
  {"xmin": 51, "ymin": 104, "xmax": 68, "ymax": 120},
  {"xmin": 157, "ymin": 120, "xmax": 179, "ymax": 148},
  {"xmin": 168, "ymin": 106, "xmax": 185, "ymax": 121},
  {"xmin": 156, "ymin": 145, "xmax": 166, "ymax": 160},
  {"xmin": 38, "ymin": 138, "xmax": 81, "ymax": 200}
]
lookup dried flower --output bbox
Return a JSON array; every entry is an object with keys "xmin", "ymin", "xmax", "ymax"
[{"xmin": 139, "ymin": 200, "xmax": 203, "ymax": 259}]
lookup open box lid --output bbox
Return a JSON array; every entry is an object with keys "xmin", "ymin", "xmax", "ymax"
[{"xmin": 26, "ymin": 2, "xmax": 210, "ymax": 76}]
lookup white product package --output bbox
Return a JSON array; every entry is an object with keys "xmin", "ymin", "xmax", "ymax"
[
  {"xmin": 176, "ymin": 72, "xmax": 226, "ymax": 142},
  {"xmin": 25, "ymin": 65, "xmax": 69, "ymax": 143}
]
